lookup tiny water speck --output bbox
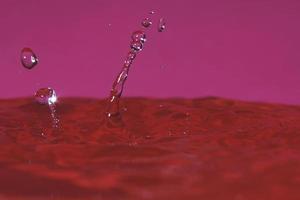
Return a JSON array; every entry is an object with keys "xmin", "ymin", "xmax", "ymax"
[
  {"xmin": 142, "ymin": 18, "xmax": 152, "ymax": 28},
  {"xmin": 158, "ymin": 18, "xmax": 166, "ymax": 32},
  {"xmin": 127, "ymin": 51, "xmax": 136, "ymax": 60},
  {"xmin": 21, "ymin": 48, "xmax": 38, "ymax": 69},
  {"xmin": 124, "ymin": 59, "xmax": 132, "ymax": 68}
]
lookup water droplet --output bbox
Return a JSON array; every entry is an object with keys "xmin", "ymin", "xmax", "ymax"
[
  {"xmin": 158, "ymin": 18, "xmax": 166, "ymax": 32},
  {"xmin": 130, "ymin": 41, "xmax": 143, "ymax": 52},
  {"xmin": 127, "ymin": 51, "xmax": 136, "ymax": 60},
  {"xmin": 117, "ymin": 70, "xmax": 128, "ymax": 84},
  {"xmin": 131, "ymin": 30, "xmax": 146, "ymax": 43},
  {"xmin": 21, "ymin": 48, "xmax": 38, "ymax": 69},
  {"xmin": 35, "ymin": 88, "xmax": 57, "ymax": 105},
  {"xmin": 142, "ymin": 18, "xmax": 152, "ymax": 28},
  {"xmin": 124, "ymin": 59, "xmax": 132, "ymax": 68},
  {"xmin": 149, "ymin": 11, "xmax": 155, "ymax": 14}
]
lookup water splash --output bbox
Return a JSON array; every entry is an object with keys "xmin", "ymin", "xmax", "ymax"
[
  {"xmin": 106, "ymin": 30, "xmax": 147, "ymax": 118},
  {"xmin": 106, "ymin": 15, "xmax": 166, "ymax": 119},
  {"xmin": 35, "ymin": 88, "xmax": 59, "ymax": 128}
]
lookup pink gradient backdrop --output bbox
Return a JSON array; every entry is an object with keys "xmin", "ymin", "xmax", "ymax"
[{"xmin": 0, "ymin": 0, "xmax": 300, "ymax": 104}]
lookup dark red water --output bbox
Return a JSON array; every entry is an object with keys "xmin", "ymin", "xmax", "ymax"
[{"xmin": 1, "ymin": 97, "xmax": 300, "ymax": 200}]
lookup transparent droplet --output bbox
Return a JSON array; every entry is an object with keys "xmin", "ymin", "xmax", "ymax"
[
  {"xmin": 21, "ymin": 48, "xmax": 38, "ymax": 69},
  {"xmin": 158, "ymin": 18, "xmax": 166, "ymax": 32},
  {"xmin": 124, "ymin": 59, "xmax": 132, "ymax": 68},
  {"xmin": 142, "ymin": 18, "xmax": 152, "ymax": 28},
  {"xmin": 117, "ymin": 70, "xmax": 128, "ymax": 84},
  {"xmin": 127, "ymin": 51, "xmax": 136, "ymax": 61},
  {"xmin": 35, "ymin": 88, "xmax": 57, "ymax": 105},
  {"xmin": 130, "ymin": 41, "xmax": 143, "ymax": 52},
  {"xmin": 149, "ymin": 11, "xmax": 155, "ymax": 14},
  {"xmin": 131, "ymin": 30, "xmax": 146, "ymax": 43}
]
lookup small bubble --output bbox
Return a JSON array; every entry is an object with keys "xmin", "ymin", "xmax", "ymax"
[
  {"xmin": 149, "ymin": 11, "xmax": 155, "ymax": 14},
  {"xmin": 21, "ymin": 48, "xmax": 38, "ymax": 69},
  {"xmin": 35, "ymin": 88, "xmax": 57, "ymax": 105},
  {"xmin": 131, "ymin": 30, "xmax": 146, "ymax": 43},
  {"xmin": 141, "ymin": 18, "xmax": 152, "ymax": 28},
  {"xmin": 130, "ymin": 41, "xmax": 143, "ymax": 52},
  {"xmin": 158, "ymin": 18, "xmax": 166, "ymax": 32}
]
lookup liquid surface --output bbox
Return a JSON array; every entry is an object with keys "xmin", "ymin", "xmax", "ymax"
[{"xmin": 0, "ymin": 97, "xmax": 300, "ymax": 200}]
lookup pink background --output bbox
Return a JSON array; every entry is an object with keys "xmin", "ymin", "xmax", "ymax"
[{"xmin": 0, "ymin": 0, "xmax": 300, "ymax": 104}]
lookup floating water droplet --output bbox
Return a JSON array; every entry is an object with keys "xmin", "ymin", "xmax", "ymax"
[
  {"xmin": 35, "ymin": 88, "xmax": 57, "ymax": 105},
  {"xmin": 149, "ymin": 11, "xmax": 155, "ymax": 14},
  {"xmin": 130, "ymin": 41, "xmax": 143, "ymax": 52},
  {"xmin": 142, "ymin": 18, "xmax": 152, "ymax": 28},
  {"xmin": 158, "ymin": 18, "xmax": 166, "ymax": 32},
  {"xmin": 21, "ymin": 48, "xmax": 38, "ymax": 69},
  {"xmin": 131, "ymin": 30, "xmax": 146, "ymax": 43}
]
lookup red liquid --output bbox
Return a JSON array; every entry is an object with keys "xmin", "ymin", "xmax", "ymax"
[{"xmin": 1, "ymin": 97, "xmax": 300, "ymax": 199}]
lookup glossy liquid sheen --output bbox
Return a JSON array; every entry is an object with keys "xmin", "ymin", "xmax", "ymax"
[{"xmin": 1, "ymin": 97, "xmax": 300, "ymax": 199}]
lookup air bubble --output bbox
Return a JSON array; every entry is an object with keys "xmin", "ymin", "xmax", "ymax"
[{"xmin": 21, "ymin": 48, "xmax": 38, "ymax": 69}]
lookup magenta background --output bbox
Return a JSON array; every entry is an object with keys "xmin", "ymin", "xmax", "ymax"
[{"xmin": 0, "ymin": 0, "xmax": 300, "ymax": 104}]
